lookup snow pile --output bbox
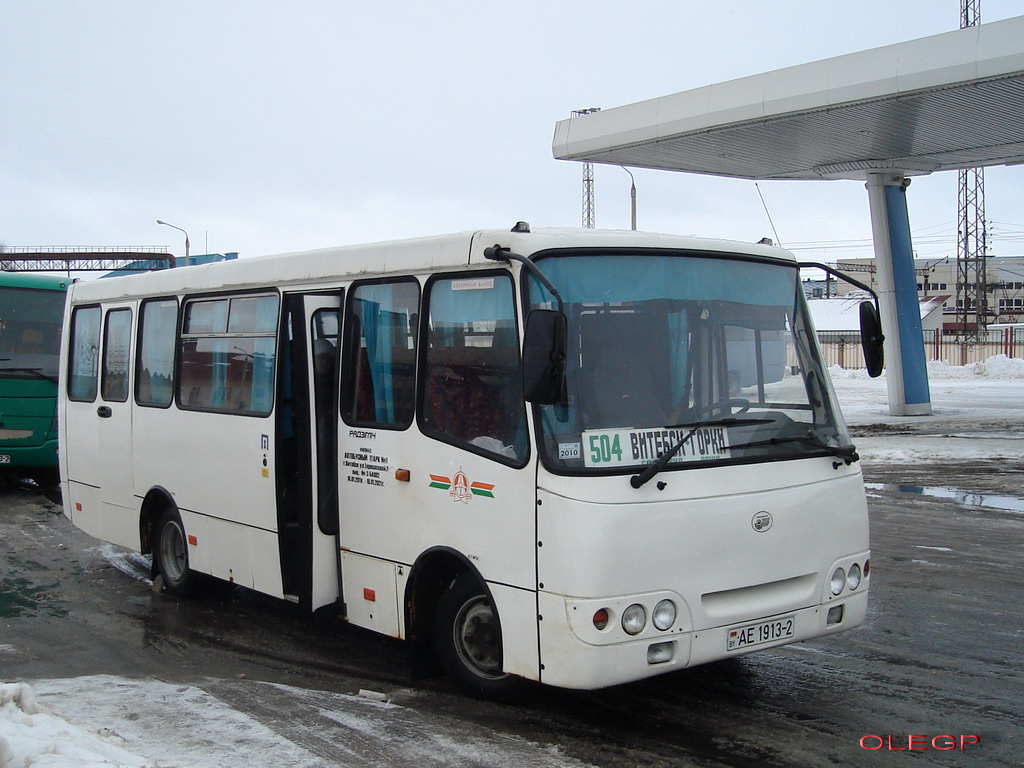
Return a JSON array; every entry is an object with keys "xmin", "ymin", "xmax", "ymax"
[
  {"xmin": 925, "ymin": 359, "xmax": 977, "ymax": 379},
  {"xmin": 975, "ymin": 353, "xmax": 1024, "ymax": 379},
  {"xmin": 0, "ymin": 682, "xmax": 157, "ymax": 767},
  {"xmin": 832, "ymin": 354, "xmax": 1024, "ymax": 381},
  {"xmin": 925, "ymin": 353, "xmax": 1024, "ymax": 379},
  {"xmin": 827, "ymin": 364, "xmax": 870, "ymax": 381}
]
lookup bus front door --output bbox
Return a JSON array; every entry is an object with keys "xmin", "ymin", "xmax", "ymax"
[{"xmin": 276, "ymin": 292, "xmax": 342, "ymax": 611}]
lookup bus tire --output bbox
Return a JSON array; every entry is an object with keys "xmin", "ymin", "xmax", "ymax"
[
  {"xmin": 154, "ymin": 509, "xmax": 196, "ymax": 597},
  {"xmin": 433, "ymin": 572, "xmax": 524, "ymax": 699}
]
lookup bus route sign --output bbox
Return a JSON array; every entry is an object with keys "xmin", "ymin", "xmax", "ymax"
[{"xmin": 582, "ymin": 426, "xmax": 730, "ymax": 469}]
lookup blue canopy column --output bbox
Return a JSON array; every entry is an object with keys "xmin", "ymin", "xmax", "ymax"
[{"xmin": 865, "ymin": 173, "xmax": 931, "ymax": 416}]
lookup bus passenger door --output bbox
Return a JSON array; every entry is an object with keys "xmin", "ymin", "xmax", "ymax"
[
  {"xmin": 96, "ymin": 305, "xmax": 136, "ymax": 527},
  {"xmin": 63, "ymin": 303, "xmax": 136, "ymax": 548},
  {"xmin": 277, "ymin": 292, "xmax": 342, "ymax": 611}
]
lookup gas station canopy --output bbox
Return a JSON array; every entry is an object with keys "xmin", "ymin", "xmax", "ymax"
[{"xmin": 552, "ymin": 15, "xmax": 1024, "ymax": 181}]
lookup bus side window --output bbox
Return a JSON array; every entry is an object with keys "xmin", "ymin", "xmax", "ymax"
[
  {"xmin": 101, "ymin": 308, "xmax": 133, "ymax": 402},
  {"xmin": 420, "ymin": 274, "xmax": 526, "ymax": 463},
  {"xmin": 341, "ymin": 280, "xmax": 419, "ymax": 429},
  {"xmin": 178, "ymin": 294, "xmax": 279, "ymax": 415},
  {"xmin": 136, "ymin": 298, "xmax": 178, "ymax": 408},
  {"xmin": 68, "ymin": 306, "xmax": 101, "ymax": 402}
]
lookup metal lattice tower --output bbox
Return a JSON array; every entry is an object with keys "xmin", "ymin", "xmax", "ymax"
[
  {"xmin": 572, "ymin": 108, "xmax": 601, "ymax": 227},
  {"xmin": 956, "ymin": 0, "xmax": 987, "ymax": 340}
]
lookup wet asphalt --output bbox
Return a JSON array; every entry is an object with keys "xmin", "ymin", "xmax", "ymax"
[{"xmin": 1, "ymin": 459, "xmax": 1021, "ymax": 767}]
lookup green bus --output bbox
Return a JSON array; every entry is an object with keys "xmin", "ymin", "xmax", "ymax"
[{"xmin": 0, "ymin": 271, "xmax": 69, "ymax": 483}]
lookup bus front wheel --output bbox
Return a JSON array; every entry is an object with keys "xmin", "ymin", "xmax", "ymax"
[
  {"xmin": 433, "ymin": 572, "xmax": 523, "ymax": 699},
  {"xmin": 154, "ymin": 510, "xmax": 195, "ymax": 597}
]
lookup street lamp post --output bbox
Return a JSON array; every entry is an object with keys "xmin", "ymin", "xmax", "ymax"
[
  {"xmin": 156, "ymin": 220, "xmax": 190, "ymax": 265},
  {"xmin": 620, "ymin": 167, "xmax": 637, "ymax": 230}
]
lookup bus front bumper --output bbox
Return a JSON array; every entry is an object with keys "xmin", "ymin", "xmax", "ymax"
[{"xmin": 536, "ymin": 589, "xmax": 868, "ymax": 690}]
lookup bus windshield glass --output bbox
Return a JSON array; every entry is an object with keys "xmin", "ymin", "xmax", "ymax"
[
  {"xmin": 0, "ymin": 286, "xmax": 65, "ymax": 382},
  {"xmin": 528, "ymin": 251, "xmax": 852, "ymax": 473}
]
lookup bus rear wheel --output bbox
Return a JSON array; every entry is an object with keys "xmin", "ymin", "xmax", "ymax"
[
  {"xmin": 154, "ymin": 510, "xmax": 196, "ymax": 597},
  {"xmin": 433, "ymin": 572, "xmax": 524, "ymax": 699}
]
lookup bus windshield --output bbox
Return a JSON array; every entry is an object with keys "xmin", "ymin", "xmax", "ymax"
[
  {"xmin": 0, "ymin": 286, "xmax": 65, "ymax": 382},
  {"xmin": 528, "ymin": 251, "xmax": 852, "ymax": 474}
]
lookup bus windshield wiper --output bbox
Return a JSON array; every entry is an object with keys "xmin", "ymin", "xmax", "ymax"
[
  {"xmin": 630, "ymin": 417, "xmax": 768, "ymax": 489},
  {"xmin": 0, "ymin": 366, "xmax": 58, "ymax": 383},
  {"xmin": 728, "ymin": 431, "xmax": 860, "ymax": 465}
]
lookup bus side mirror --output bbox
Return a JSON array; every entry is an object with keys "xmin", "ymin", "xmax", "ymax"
[
  {"xmin": 859, "ymin": 301, "xmax": 885, "ymax": 378},
  {"xmin": 522, "ymin": 309, "xmax": 567, "ymax": 404}
]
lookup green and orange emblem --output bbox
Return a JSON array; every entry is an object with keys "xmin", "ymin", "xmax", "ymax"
[{"xmin": 429, "ymin": 470, "xmax": 495, "ymax": 503}]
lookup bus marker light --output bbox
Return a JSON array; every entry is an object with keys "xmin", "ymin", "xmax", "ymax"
[
  {"xmin": 847, "ymin": 563, "xmax": 862, "ymax": 591},
  {"xmin": 395, "ymin": 468, "xmax": 411, "ymax": 482},
  {"xmin": 830, "ymin": 567, "xmax": 846, "ymax": 596},
  {"xmin": 593, "ymin": 608, "xmax": 610, "ymax": 630},
  {"xmin": 75, "ymin": 503, "xmax": 82, "ymax": 512},
  {"xmin": 653, "ymin": 599, "xmax": 676, "ymax": 631},
  {"xmin": 647, "ymin": 642, "xmax": 674, "ymax": 664},
  {"xmin": 622, "ymin": 604, "xmax": 646, "ymax": 635},
  {"xmin": 363, "ymin": 588, "xmax": 376, "ymax": 602},
  {"xmin": 187, "ymin": 535, "xmax": 198, "ymax": 546}
]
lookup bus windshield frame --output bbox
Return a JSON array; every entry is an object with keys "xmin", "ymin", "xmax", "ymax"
[{"xmin": 526, "ymin": 248, "xmax": 853, "ymax": 476}]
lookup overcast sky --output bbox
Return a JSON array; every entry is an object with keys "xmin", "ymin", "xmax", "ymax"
[{"xmin": 2, "ymin": 1, "xmax": 1022, "ymax": 265}]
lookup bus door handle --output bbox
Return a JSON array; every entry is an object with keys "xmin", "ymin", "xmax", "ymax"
[{"xmin": 96, "ymin": 406, "xmax": 112, "ymax": 418}]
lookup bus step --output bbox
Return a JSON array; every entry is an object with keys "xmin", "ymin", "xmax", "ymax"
[{"xmin": 283, "ymin": 593, "xmax": 300, "ymax": 604}]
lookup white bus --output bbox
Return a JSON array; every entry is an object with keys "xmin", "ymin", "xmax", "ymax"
[{"xmin": 59, "ymin": 225, "xmax": 881, "ymax": 697}]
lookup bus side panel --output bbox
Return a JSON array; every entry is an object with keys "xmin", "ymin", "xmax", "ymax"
[
  {"xmin": 337, "ymin": 429, "xmax": 538, "ymax": 594},
  {"xmin": 64, "ymin": 481, "xmax": 102, "ymax": 540},
  {"xmin": 133, "ymin": 409, "xmax": 282, "ymax": 594},
  {"xmin": 182, "ymin": 510, "xmax": 285, "ymax": 596},
  {"xmin": 341, "ymin": 551, "xmax": 401, "ymax": 638},
  {"xmin": 100, "ymin": 501, "xmax": 141, "ymax": 552},
  {"xmin": 134, "ymin": 410, "xmax": 278, "ymax": 532},
  {"xmin": 489, "ymin": 583, "xmax": 541, "ymax": 682}
]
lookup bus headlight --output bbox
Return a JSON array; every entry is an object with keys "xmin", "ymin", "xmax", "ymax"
[
  {"xmin": 847, "ymin": 563, "xmax": 862, "ymax": 591},
  {"xmin": 621, "ymin": 604, "xmax": 646, "ymax": 635},
  {"xmin": 830, "ymin": 567, "xmax": 846, "ymax": 596},
  {"xmin": 652, "ymin": 599, "xmax": 676, "ymax": 631}
]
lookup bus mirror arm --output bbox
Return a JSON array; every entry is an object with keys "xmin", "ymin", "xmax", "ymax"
[
  {"xmin": 485, "ymin": 245, "xmax": 568, "ymax": 404},
  {"xmin": 800, "ymin": 262, "xmax": 885, "ymax": 379},
  {"xmin": 483, "ymin": 245, "xmax": 564, "ymax": 316}
]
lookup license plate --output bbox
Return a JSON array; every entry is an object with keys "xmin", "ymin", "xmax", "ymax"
[
  {"xmin": 0, "ymin": 454, "xmax": 11, "ymax": 464},
  {"xmin": 727, "ymin": 615, "xmax": 795, "ymax": 651}
]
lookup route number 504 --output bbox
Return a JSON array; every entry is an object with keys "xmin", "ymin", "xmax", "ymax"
[{"xmin": 588, "ymin": 433, "xmax": 623, "ymax": 464}]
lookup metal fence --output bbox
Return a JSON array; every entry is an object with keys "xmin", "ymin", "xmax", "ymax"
[{"xmin": 818, "ymin": 327, "xmax": 1024, "ymax": 369}]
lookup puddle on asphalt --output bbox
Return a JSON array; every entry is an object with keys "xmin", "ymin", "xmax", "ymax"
[
  {"xmin": 865, "ymin": 483, "xmax": 1024, "ymax": 514},
  {"xmin": 0, "ymin": 576, "xmax": 67, "ymax": 618}
]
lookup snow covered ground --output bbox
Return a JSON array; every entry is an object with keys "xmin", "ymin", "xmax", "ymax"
[
  {"xmin": 1, "ymin": 356, "xmax": 1021, "ymax": 768},
  {"xmin": 1, "ymin": 676, "xmax": 589, "ymax": 768},
  {"xmin": 834, "ymin": 354, "xmax": 1024, "ymax": 464}
]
